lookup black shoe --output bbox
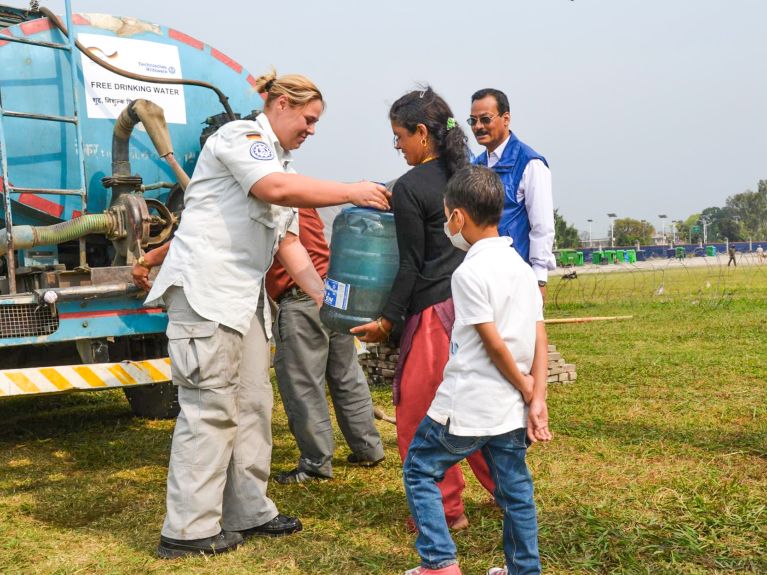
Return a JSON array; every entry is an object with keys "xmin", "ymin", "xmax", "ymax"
[
  {"xmin": 239, "ymin": 513, "xmax": 303, "ymax": 539},
  {"xmin": 275, "ymin": 467, "xmax": 329, "ymax": 484},
  {"xmin": 157, "ymin": 530, "xmax": 243, "ymax": 559},
  {"xmin": 347, "ymin": 453, "xmax": 385, "ymax": 468}
]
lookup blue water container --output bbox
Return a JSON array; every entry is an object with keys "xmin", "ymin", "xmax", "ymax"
[{"xmin": 320, "ymin": 207, "xmax": 399, "ymax": 333}]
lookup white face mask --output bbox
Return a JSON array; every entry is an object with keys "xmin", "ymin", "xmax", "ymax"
[{"xmin": 443, "ymin": 212, "xmax": 471, "ymax": 252}]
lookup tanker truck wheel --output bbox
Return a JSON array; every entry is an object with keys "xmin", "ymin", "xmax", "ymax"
[
  {"xmin": 123, "ymin": 382, "xmax": 179, "ymax": 420},
  {"xmin": 103, "ymin": 337, "xmax": 180, "ymax": 420}
]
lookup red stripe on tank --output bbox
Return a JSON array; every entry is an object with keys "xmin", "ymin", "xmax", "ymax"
[
  {"xmin": 60, "ymin": 307, "xmax": 164, "ymax": 320},
  {"xmin": 211, "ymin": 48, "xmax": 242, "ymax": 74},
  {"xmin": 169, "ymin": 28, "xmax": 204, "ymax": 50},
  {"xmin": 72, "ymin": 14, "xmax": 90, "ymax": 26},
  {"xmin": 18, "ymin": 193, "xmax": 64, "ymax": 218},
  {"xmin": 0, "ymin": 29, "xmax": 12, "ymax": 47},
  {"xmin": 21, "ymin": 18, "xmax": 52, "ymax": 36},
  {"xmin": 72, "ymin": 210, "xmax": 82, "ymax": 218},
  {"xmin": 247, "ymin": 75, "xmax": 258, "ymax": 88}
]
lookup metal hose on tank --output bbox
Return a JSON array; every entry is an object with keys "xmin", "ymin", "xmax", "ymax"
[{"xmin": 0, "ymin": 214, "xmax": 114, "ymax": 257}]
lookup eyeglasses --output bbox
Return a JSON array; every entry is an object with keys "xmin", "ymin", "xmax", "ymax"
[{"xmin": 466, "ymin": 114, "xmax": 498, "ymax": 127}]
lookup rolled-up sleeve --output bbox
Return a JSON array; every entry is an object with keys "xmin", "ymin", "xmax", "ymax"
[{"xmin": 213, "ymin": 123, "xmax": 284, "ymax": 195}]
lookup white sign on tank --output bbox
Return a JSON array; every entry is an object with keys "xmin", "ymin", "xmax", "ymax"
[{"xmin": 78, "ymin": 33, "xmax": 187, "ymax": 124}]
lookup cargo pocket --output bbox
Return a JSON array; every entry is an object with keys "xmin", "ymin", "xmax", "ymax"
[
  {"xmin": 248, "ymin": 199, "xmax": 278, "ymax": 229},
  {"xmin": 167, "ymin": 320, "xmax": 240, "ymax": 389}
]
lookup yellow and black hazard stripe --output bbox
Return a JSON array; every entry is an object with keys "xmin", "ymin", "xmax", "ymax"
[{"xmin": 0, "ymin": 358, "xmax": 172, "ymax": 397}]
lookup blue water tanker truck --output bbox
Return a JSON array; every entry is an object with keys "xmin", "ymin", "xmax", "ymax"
[{"xmin": 0, "ymin": 1, "xmax": 265, "ymax": 417}]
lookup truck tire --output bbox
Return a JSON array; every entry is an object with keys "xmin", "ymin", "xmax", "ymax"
[{"xmin": 123, "ymin": 382, "xmax": 180, "ymax": 419}]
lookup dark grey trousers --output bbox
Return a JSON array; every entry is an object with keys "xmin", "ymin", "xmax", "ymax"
[{"xmin": 274, "ymin": 294, "xmax": 384, "ymax": 477}]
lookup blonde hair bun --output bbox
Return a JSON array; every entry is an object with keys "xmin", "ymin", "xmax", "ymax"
[{"xmin": 254, "ymin": 68, "xmax": 323, "ymax": 109}]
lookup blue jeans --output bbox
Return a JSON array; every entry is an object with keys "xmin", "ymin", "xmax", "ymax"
[{"xmin": 403, "ymin": 416, "xmax": 540, "ymax": 574}]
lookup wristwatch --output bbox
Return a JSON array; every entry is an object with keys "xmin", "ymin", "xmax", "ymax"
[
  {"xmin": 537, "ymin": 280, "xmax": 547, "ymax": 287},
  {"xmin": 137, "ymin": 255, "xmax": 151, "ymax": 269}
]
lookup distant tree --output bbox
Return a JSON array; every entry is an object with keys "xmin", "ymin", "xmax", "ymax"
[
  {"xmin": 725, "ymin": 183, "xmax": 767, "ymax": 240},
  {"xmin": 554, "ymin": 209, "xmax": 579, "ymax": 249},
  {"xmin": 701, "ymin": 206, "xmax": 742, "ymax": 242},
  {"xmin": 677, "ymin": 213, "xmax": 701, "ymax": 243},
  {"xmin": 613, "ymin": 217, "xmax": 655, "ymax": 246}
]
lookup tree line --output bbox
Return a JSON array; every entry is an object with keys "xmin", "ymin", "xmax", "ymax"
[{"xmin": 555, "ymin": 179, "xmax": 767, "ymax": 249}]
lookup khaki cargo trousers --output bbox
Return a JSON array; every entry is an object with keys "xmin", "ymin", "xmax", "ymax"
[{"xmin": 161, "ymin": 286, "xmax": 278, "ymax": 540}]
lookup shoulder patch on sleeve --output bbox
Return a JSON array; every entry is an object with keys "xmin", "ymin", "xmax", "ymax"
[
  {"xmin": 245, "ymin": 132, "xmax": 263, "ymax": 141},
  {"xmin": 249, "ymin": 141, "xmax": 275, "ymax": 161}
]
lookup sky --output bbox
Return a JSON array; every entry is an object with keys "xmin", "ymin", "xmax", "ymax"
[{"xmin": 34, "ymin": 0, "xmax": 767, "ymax": 238}]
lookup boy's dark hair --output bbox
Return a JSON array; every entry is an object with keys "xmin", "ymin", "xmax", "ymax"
[
  {"xmin": 471, "ymin": 88, "xmax": 510, "ymax": 116},
  {"xmin": 445, "ymin": 165, "xmax": 504, "ymax": 227}
]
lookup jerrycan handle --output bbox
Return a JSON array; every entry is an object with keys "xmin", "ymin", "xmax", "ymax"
[{"xmin": 345, "ymin": 211, "xmax": 384, "ymax": 234}]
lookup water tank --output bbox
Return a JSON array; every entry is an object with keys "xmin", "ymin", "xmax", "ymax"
[
  {"xmin": 320, "ymin": 207, "xmax": 399, "ymax": 333},
  {"xmin": 0, "ymin": 11, "xmax": 264, "ymax": 227}
]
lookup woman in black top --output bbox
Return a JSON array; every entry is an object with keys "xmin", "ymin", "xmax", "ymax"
[{"xmin": 352, "ymin": 88, "xmax": 494, "ymax": 530}]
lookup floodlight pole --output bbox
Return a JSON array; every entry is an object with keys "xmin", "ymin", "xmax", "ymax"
[
  {"xmin": 587, "ymin": 219, "xmax": 593, "ymax": 247},
  {"xmin": 659, "ymin": 214, "xmax": 667, "ymax": 245},
  {"xmin": 607, "ymin": 212, "xmax": 617, "ymax": 248}
]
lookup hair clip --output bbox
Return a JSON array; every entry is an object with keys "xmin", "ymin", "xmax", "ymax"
[{"xmin": 446, "ymin": 117, "xmax": 457, "ymax": 130}]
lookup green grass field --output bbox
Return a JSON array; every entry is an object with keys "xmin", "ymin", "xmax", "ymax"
[{"xmin": 1, "ymin": 264, "xmax": 765, "ymax": 574}]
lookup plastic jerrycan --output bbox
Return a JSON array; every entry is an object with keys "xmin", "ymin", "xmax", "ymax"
[{"xmin": 320, "ymin": 207, "xmax": 399, "ymax": 333}]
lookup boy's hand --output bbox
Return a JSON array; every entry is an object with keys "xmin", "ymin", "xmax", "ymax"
[{"xmin": 527, "ymin": 398, "xmax": 552, "ymax": 444}]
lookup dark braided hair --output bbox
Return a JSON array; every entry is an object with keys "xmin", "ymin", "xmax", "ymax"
[{"xmin": 389, "ymin": 87, "xmax": 468, "ymax": 178}]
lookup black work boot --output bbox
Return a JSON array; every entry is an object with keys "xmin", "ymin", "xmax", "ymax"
[
  {"xmin": 238, "ymin": 513, "xmax": 303, "ymax": 539},
  {"xmin": 275, "ymin": 467, "xmax": 330, "ymax": 484},
  {"xmin": 157, "ymin": 530, "xmax": 243, "ymax": 559}
]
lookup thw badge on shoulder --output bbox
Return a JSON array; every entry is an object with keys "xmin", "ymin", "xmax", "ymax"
[{"xmin": 250, "ymin": 141, "xmax": 274, "ymax": 161}]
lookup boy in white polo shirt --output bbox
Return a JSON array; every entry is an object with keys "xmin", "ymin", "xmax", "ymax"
[{"xmin": 403, "ymin": 165, "xmax": 552, "ymax": 575}]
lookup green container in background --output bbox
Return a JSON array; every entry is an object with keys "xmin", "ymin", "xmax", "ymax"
[
  {"xmin": 604, "ymin": 249, "xmax": 616, "ymax": 263},
  {"xmin": 615, "ymin": 250, "xmax": 625, "ymax": 262},
  {"xmin": 557, "ymin": 249, "xmax": 577, "ymax": 266},
  {"xmin": 675, "ymin": 246, "xmax": 686, "ymax": 259},
  {"xmin": 627, "ymin": 249, "xmax": 637, "ymax": 263},
  {"xmin": 706, "ymin": 245, "xmax": 717, "ymax": 256},
  {"xmin": 592, "ymin": 252, "xmax": 603, "ymax": 264},
  {"xmin": 575, "ymin": 251, "xmax": 584, "ymax": 266}
]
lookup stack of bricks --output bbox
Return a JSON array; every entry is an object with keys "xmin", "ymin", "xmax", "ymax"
[
  {"xmin": 358, "ymin": 343, "xmax": 400, "ymax": 386},
  {"xmin": 359, "ymin": 343, "xmax": 577, "ymax": 386},
  {"xmin": 547, "ymin": 344, "xmax": 577, "ymax": 383}
]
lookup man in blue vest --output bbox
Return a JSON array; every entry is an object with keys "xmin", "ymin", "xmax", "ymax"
[{"xmin": 470, "ymin": 88, "xmax": 555, "ymax": 297}]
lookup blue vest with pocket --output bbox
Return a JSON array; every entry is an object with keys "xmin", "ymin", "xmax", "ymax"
[{"xmin": 473, "ymin": 133, "xmax": 547, "ymax": 263}]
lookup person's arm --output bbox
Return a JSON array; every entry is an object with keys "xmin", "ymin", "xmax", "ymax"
[
  {"xmin": 274, "ymin": 232, "xmax": 324, "ymax": 307},
  {"xmin": 520, "ymin": 160, "xmax": 555, "ymax": 291},
  {"xmin": 474, "ymin": 322, "xmax": 534, "ymax": 403},
  {"xmin": 213, "ymin": 122, "xmax": 390, "ymax": 211},
  {"xmin": 251, "ymin": 173, "xmax": 390, "ymax": 211},
  {"xmin": 131, "ymin": 242, "xmax": 171, "ymax": 291},
  {"xmin": 350, "ymin": 180, "xmax": 425, "ymax": 342},
  {"xmin": 527, "ymin": 320, "xmax": 552, "ymax": 443}
]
